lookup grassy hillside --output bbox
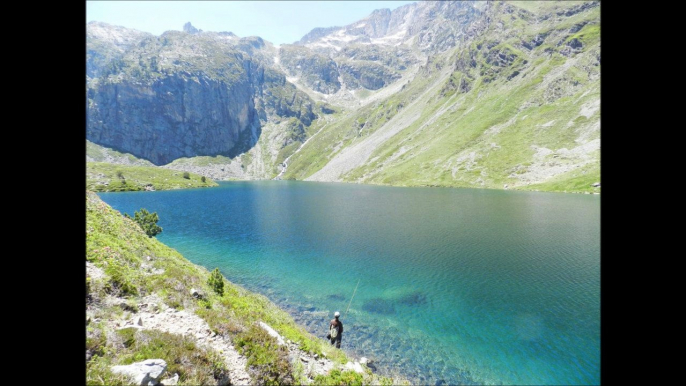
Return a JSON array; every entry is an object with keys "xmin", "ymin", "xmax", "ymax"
[
  {"xmin": 284, "ymin": 2, "xmax": 600, "ymax": 193},
  {"xmin": 86, "ymin": 140, "xmax": 154, "ymax": 166},
  {"xmin": 86, "ymin": 192, "xmax": 399, "ymax": 385},
  {"xmin": 87, "ymin": 162, "xmax": 218, "ymax": 192}
]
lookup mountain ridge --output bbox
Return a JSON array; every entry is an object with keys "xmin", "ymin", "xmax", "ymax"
[{"xmin": 86, "ymin": 1, "xmax": 600, "ymax": 193}]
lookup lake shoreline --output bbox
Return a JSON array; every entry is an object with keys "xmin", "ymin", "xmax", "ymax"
[{"xmin": 100, "ymin": 181, "xmax": 600, "ymax": 385}]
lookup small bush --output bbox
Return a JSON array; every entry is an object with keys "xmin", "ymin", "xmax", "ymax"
[
  {"xmin": 116, "ymin": 327, "xmax": 138, "ymax": 348},
  {"xmin": 208, "ymin": 268, "xmax": 224, "ymax": 297},
  {"xmin": 116, "ymin": 170, "xmax": 124, "ymax": 179},
  {"xmin": 125, "ymin": 208, "xmax": 162, "ymax": 238},
  {"xmin": 183, "ymin": 172, "xmax": 190, "ymax": 179},
  {"xmin": 235, "ymin": 325, "xmax": 294, "ymax": 386},
  {"xmin": 313, "ymin": 369, "xmax": 364, "ymax": 386},
  {"xmin": 105, "ymin": 266, "xmax": 138, "ymax": 297},
  {"xmin": 86, "ymin": 328, "xmax": 107, "ymax": 361},
  {"xmin": 201, "ymin": 176, "xmax": 206, "ymax": 183}
]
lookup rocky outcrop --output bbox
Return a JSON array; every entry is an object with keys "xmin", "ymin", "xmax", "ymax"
[
  {"xmin": 278, "ymin": 45, "xmax": 341, "ymax": 94},
  {"xmin": 86, "ymin": 21, "xmax": 152, "ymax": 78},
  {"xmin": 182, "ymin": 22, "xmax": 200, "ymax": 34},
  {"xmin": 339, "ymin": 61, "xmax": 401, "ymax": 90},
  {"xmin": 297, "ymin": 26, "xmax": 341, "ymax": 45},
  {"xmin": 111, "ymin": 359, "xmax": 167, "ymax": 386}
]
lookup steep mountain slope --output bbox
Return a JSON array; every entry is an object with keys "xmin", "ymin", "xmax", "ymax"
[
  {"xmin": 284, "ymin": 1, "xmax": 600, "ymax": 191},
  {"xmin": 87, "ymin": 22, "xmax": 325, "ymax": 168},
  {"xmin": 86, "ymin": 1, "xmax": 600, "ymax": 192}
]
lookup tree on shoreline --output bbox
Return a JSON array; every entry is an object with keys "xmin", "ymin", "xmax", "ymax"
[
  {"xmin": 208, "ymin": 268, "xmax": 224, "ymax": 296},
  {"xmin": 125, "ymin": 208, "xmax": 162, "ymax": 238}
]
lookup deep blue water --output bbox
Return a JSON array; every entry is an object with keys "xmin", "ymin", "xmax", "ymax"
[{"xmin": 99, "ymin": 181, "xmax": 600, "ymax": 385}]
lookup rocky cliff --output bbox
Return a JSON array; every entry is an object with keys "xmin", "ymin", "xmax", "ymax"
[{"xmin": 87, "ymin": 23, "xmax": 320, "ymax": 165}]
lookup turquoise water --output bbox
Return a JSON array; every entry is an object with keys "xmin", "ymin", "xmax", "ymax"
[{"xmin": 99, "ymin": 181, "xmax": 600, "ymax": 385}]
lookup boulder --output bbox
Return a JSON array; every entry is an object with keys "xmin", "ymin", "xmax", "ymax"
[
  {"xmin": 591, "ymin": 182, "xmax": 601, "ymax": 187},
  {"xmin": 160, "ymin": 372, "xmax": 179, "ymax": 386},
  {"xmin": 343, "ymin": 361, "xmax": 365, "ymax": 374},
  {"xmin": 111, "ymin": 359, "xmax": 167, "ymax": 386},
  {"xmin": 190, "ymin": 288, "xmax": 204, "ymax": 299}
]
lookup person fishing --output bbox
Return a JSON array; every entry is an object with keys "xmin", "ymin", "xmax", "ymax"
[{"xmin": 328, "ymin": 311, "xmax": 343, "ymax": 348}]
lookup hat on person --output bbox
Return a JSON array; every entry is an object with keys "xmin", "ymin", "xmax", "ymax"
[{"xmin": 334, "ymin": 311, "xmax": 340, "ymax": 317}]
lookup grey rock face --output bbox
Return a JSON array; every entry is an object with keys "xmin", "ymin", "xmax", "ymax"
[
  {"xmin": 297, "ymin": 26, "xmax": 341, "ymax": 45},
  {"xmin": 183, "ymin": 22, "xmax": 199, "ymax": 34},
  {"xmin": 87, "ymin": 24, "xmax": 318, "ymax": 166},
  {"xmin": 111, "ymin": 359, "xmax": 167, "ymax": 386},
  {"xmin": 339, "ymin": 61, "xmax": 401, "ymax": 90},
  {"xmin": 87, "ymin": 72, "xmax": 258, "ymax": 165},
  {"xmin": 279, "ymin": 45, "xmax": 341, "ymax": 94}
]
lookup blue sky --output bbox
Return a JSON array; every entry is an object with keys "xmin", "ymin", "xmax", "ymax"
[{"xmin": 86, "ymin": 1, "xmax": 417, "ymax": 45}]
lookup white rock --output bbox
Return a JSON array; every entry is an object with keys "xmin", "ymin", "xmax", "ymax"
[
  {"xmin": 343, "ymin": 361, "xmax": 365, "ymax": 374},
  {"xmin": 258, "ymin": 321, "xmax": 285, "ymax": 345},
  {"xmin": 111, "ymin": 359, "xmax": 167, "ymax": 385},
  {"xmin": 160, "ymin": 373, "xmax": 179, "ymax": 385}
]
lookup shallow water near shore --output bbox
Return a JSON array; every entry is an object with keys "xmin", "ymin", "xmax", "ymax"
[{"xmin": 99, "ymin": 181, "xmax": 600, "ymax": 385}]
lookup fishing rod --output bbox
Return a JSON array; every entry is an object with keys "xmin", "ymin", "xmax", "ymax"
[{"xmin": 344, "ymin": 279, "xmax": 361, "ymax": 318}]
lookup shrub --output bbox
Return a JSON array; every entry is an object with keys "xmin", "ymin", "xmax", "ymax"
[
  {"xmin": 116, "ymin": 170, "xmax": 124, "ymax": 179},
  {"xmin": 313, "ymin": 369, "xmax": 364, "ymax": 386},
  {"xmin": 208, "ymin": 268, "xmax": 224, "ymax": 297},
  {"xmin": 125, "ymin": 208, "xmax": 162, "ymax": 238},
  {"xmin": 201, "ymin": 176, "xmax": 206, "ymax": 183},
  {"xmin": 235, "ymin": 325, "xmax": 294, "ymax": 386},
  {"xmin": 105, "ymin": 261, "xmax": 138, "ymax": 297},
  {"xmin": 183, "ymin": 172, "xmax": 190, "ymax": 179},
  {"xmin": 117, "ymin": 330, "xmax": 230, "ymax": 385}
]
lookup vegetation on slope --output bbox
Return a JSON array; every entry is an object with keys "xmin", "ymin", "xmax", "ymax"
[
  {"xmin": 86, "ymin": 192, "xmax": 399, "ymax": 385},
  {"xmin": 283, "ymin": 1, "xmax": 600, "ymax": 193},
  {"xmin": 86, "ymin": 162, "xmax": 218, "ymax": 192},
  {"xmin": 86, "ymin": 140, "xmax": 153, "ymax": 166}
]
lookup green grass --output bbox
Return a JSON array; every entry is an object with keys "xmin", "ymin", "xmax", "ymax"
[
  {"xmin": 86, "ymin": 192, "xmax": 397, "ymax": 385},
  {"xmin": 86, "ymin": 140, "xmax": 154, "ymax": 166},
  {"xmin": 283, "ymin": 71, "xmax": 436, "ymax": 181},
  {"xmin": 166, "ymin": 155, "xmax": 233, "ymax": 167},
  {"xmin": 234, "ymin": 325, "xmax": 294, "ymax": 385},
  {"xmin": 520, "ymin": 162, "xmax": 600, "ymax": 193},
  {"xmin": 86, "ymin": 162, "xmax": 218, "ymax": 192},
  {"xmin": 87, "ymin": 329, "xmax": 228, "ymax": 385},
  {"xmin": 567, "ymin": 23, "xmax": 600, "ymax": 45},
  {"xmin": 334, "ymin": 43, "xmax": 599, "ymax": 191},
  {"xmin": 314, "ymin": 369, "xmax": 364, "ymax": 386}
]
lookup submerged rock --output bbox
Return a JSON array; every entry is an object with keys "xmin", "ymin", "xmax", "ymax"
[
  {"xmin": 362, "ymin": 298, "xmax": 396, "ymax": 314},
  {"xmin": 398, "ymin": 291, "xmax": 427, "ymax": 306},
  {"xmin": 327, "ymin": 293, "xmax": 346, "ymax": 301}
]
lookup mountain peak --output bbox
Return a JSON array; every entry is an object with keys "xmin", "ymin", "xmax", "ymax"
[{"xmin": 183, "ymin": 22, "xmax": 201, "ymax": 34}]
